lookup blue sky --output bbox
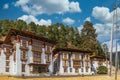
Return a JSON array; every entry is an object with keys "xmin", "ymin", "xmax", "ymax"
[{"xmin": 0, "ymin": 0, "xmax": 120, "ymax": 50}]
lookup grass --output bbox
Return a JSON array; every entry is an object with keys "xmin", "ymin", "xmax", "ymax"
[{"xmin": 0, "ymin": 75, "xmax": 120, "ymax": 80}]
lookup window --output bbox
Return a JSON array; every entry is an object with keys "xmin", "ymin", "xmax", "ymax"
[
  {"xmin": 33, "ymin": 52, "xmax": 41, "ymax": 62},
  {"xmin": 73, "ymin": 61, "xmax": 80, "ymax": 67},
  {"xmin": 64, "ymin": 53, "xmax": 67, "ymax": 59},
  {"xmin": 47, "ymin": 54, "xmax": 50, "ymax": 62},
  {"xmin": 75, "ymin": 54, "xmax": 79, "ymax": 59},
  {"xmin": 6, "ymin": 56, "xmax": 10, "ymax": 60},
  {"xmin": 6, "ymin": 67, "xmax": 9, "ymax": 72},
  {"xmin": 22, "ymin": 64, "xmax": 25, "ymax": 72},
  {"xmin": 21, "ymin": 51, "xmax": 27, "ymax": 60},
  {"xmin": 0, "ymin": 50, "xmax": 1, "ymax": 56},
  {"xmin": 6, "ymin": 61, "xmax": 9, "ymax": 66},
  {"xmin": 86, "ymin": 67, "xmax": 89, "ymax": 72},
  {"xmin": 32, "ymin": 40, "xmax": 42, "ymax": 51}
]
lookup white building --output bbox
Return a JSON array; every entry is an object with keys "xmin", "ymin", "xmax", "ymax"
[
  {"xmin": 90, "ymin": 55, "xmax": 109, "ymax": 74},
  {"xmin": 53, "ymin": 48, "xmax": 92, "ymax": 75},
  {"xmin": 0, "ymin": 29, "xmax": 55, "ymax": 76},
  {"xmin": 0, "ymin": 29, "xmax": 109, "ymax": 76}
]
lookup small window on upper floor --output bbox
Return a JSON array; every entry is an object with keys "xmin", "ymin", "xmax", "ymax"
[{"xmin": 0, "ymin": 50, "xmax": 1, "ymax": 56}]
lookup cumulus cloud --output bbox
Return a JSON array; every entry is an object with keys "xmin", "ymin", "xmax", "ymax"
[
  {"xmin": 15, "ymin": 0, "xmax": 81, "ymax": 16},
  {"xmin": 84, "ymin": 17, "xmax": 91, "ymax": 22},
  {"xmin": 92, "ymin": 6, "xmax": 120, "ymax": 43},
  {"xmin": 18, "ymin": 15, "xmax": 52, "ymax": 26},
  {"xmin": 92, "ymin": 6, "xmax": 112, "ymax": 22},
  {"xmin": 3, "ymin": 3, "xmax": 9, "ymax": 9},
  {"xmin": 92, "ymin": 6, "xmax": 120, "ymax": 23},
  {"xmin": 62, "ymin": 17, "xmax": 75, "ymax": 25}
]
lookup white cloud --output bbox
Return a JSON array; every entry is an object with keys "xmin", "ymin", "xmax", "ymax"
[
  {"xmin": 15, "ymin": 0, "xmax": 81, "ymax": 16},
  {"xmin": 62, "ymin": 17, "xmax": 75, "ymax": 25},
  {"xmin": 69, "ymin": 2, "xmax": 81, "ymax": 12},
  {"xmin": 39, "ymin": 19, "xmax": 51, "ymax": 26},
  {"xmin": 92, "ymin": 6, "xmax": 120, "ymax": 43},
  {"xmin": 92, "ymin": 6, "xmax": 120, "ymax": 23},
  {"xmin": 94, "ymin": 23, "xmax": 111, "ymax": 36},
  {"xmin": 18, "ymin": 15, "xmax": 52, "ymax": 26},
  {"xmin": 92, "ymin": 6, "xmax": 112, "ymax": 22},
  {"xmin": 84, "ymin": 17, "xmax": 91, "ymax": 22},
  {"xmin": 3, "ymin": 3, "xmax": 9, "ymax": 9}
]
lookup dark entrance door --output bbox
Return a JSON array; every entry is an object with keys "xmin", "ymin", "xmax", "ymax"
[{"xmin": 38, "ymin": 67, "xmax": 42, "ymax": 73}]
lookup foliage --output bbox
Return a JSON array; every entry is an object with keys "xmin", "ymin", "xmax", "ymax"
[
  {"xmin": 97, "ymin": 66, "xmax": 108, "ymax": 74},
  {"xmin": 81, "ymin": 21, "xmax": 104, "ymax": 55},
  {"xmin": 0, "ymin": 20, "xmax": 104, "ymax": 56}
]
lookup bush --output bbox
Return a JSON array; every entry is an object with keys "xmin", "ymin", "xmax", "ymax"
[{"xmin": 97, "ymin": 66, "xmax": 107, "ymax": 74}]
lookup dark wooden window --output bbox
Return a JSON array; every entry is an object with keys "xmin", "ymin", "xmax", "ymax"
[
  {"xmin": 6, "ymin": 61, "xmax": 9, "ymax": 66},
  {"xmin": 46, "ymin": 54, "xmax": 50, "ymax": 62},
  {"xmin": 0, "ymin": 50, "xmax": 1, "ymax": 56},
  {"xmin": 6, "ymin": 56, "xmax": 10, "ymax": 60},
  {"xmin": 6, "ymin": 68, "xmax": 9, "ymax": 72},
  {"xmin": 32, "ymin": 40, "xmax": 42, "ymax": 51},
  {"xmin": 86, "ymin": 67, "xmax": 89, "ymax": 72},
  {"xmin": 75, "ymin": 54, "xmax": 79, "ymax": 59},
  {"xmin": 21, "ymin": 51, "xmax": 27, "ymax": 61},
  {"xmin": 75, "ymin": 67, "xmax": 79, "ymax": 73},
  {"xmin": 33, "ymin": 52, "xmax": 41, "ymax": 62},
  {"xmin": 22, "ymin": 64, "xmax": 25, "ymax": 72},
  {"xmin": 64, "ymin": 53, "xmax": 67, "ymax": 58},
  {"xmin": 64, "ymin": 67, "xmax": 67, "ymax": 72}
]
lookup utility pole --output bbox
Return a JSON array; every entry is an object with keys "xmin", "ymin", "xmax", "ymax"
[
  {"xmin": 115, "ymin": 0, "xmax": 119, "ymax": 80},
  {"xmin": 115, "ymin": 7, "xmax": 118, "ymax": 80},
  {"xmin": 109, "ymin": 6, "xmax": 115, "ymax": 76}
]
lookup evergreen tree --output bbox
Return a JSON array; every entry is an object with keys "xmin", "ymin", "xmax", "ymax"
[{"xmin": 81, "ymin": 21, "xmax": 103, "ymax": 55}]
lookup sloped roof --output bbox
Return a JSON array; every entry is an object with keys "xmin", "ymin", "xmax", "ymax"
[
  {"xmin": 4, "ymin": 29, "xmax": 55, "ymax": 44},
  {"xmin": 53, "ymin": 48, "xmax": 92, "ymax": 55},
  {"xmin": 90, "ymin": 55, "xmax": 107, "ymax": 60}
]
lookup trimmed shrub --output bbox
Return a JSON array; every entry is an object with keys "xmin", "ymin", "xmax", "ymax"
[{"xmin": 97, "ymin": 66, "xmax": 108, "ymax": 74}]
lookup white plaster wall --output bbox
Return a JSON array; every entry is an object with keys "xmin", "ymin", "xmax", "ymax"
[
  {"xmin": 59, "ymin": 54, "xmax": 64, "ymax": 74},
  {"xmin": 15, "ymin": 43, "xmax": 22, "ymax": 76},
  {"xmin": 28, "ymin": 46, "xmax": 33, "ymax": 63},
  {"xmin": 0, "ymin": 50, "xmax": 6, "ymax": 74},
  {"xmin": 9, "ymin": 54, "xmax": 15, "ymax": 75},
  {"xmin": 48, "ymin": 47, "xmax": 54, "ymax": 73},
  {"xmin": 93, "ymin": 61, "xmax": 98, "ymax": 70},
  {"xmin": 41, "ymin": 48, "xmax": 46, "ymax": 64}
]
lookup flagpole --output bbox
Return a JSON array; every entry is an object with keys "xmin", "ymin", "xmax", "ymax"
[
  {"xmin": 109, "ymin": 6, "xmax": 115, "ymax": 76},
  {"xmin": 115, "ymin": 1, "xmax": 119, "ymax": 79}
]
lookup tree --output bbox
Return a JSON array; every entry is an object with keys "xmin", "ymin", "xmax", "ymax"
[
  {"xmin": 81, "ymin": 21, "xmax": 97, "ymax": 50},
  {"xmin": 81, "ymin": 21, "xmax": 103, "ymax": 55},
  {"xmin": 97, "ymin": 66, "xmax": 108, "ymax": 74}
]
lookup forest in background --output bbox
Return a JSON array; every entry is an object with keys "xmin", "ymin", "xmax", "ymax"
[{"xmin": 0, "ymin": 20, "xmax": 104, "ymax": 55}]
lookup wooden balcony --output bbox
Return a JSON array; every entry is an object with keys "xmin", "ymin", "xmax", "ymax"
[
  {"xmin": 33, "ymin": 58, "xmax": 41, "ymax": 62},
  {"xmin": 85, "ymin": 59, "xmax": 89, "ymax": 62},
  {"xmin": 20, "ymin": 46, "xmax": 28, "ymax": 51},
  {"xmin": 21, "ymin": 57, "xmax": 27, "ymax": 61},
  {"xmin": 63, "ymin": 58, "xmax": 68, "ymax": 60},
  {"xmin": 73, "ymin": 65, "xmax": 81, "ymax": 68},
  {"xmin": 32, "ymin": 47, "xmax": 42, "ymax": 53},
  {"xmin": 46, "ymin": 50, "xmax": 50, "ymax": 54},
  {"xmin": 73, "ymin": 58, "xmax": 81, "ymax": 61},
  {"xmin": 46, "ymin": 61, "xmax": 50, "ymax": 64}
]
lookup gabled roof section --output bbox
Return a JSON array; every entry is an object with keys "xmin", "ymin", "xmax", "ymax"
[
  {"xmin": 90, "ymin": 55, "xmax": 107, "ymax": 59},
  {"xmin": 53, "ymin": 48, "xmax": 92, "ymax": 55},
  {"xmin": 4, "ymin": 29, "xmax": 55, "ymax": 44}
]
